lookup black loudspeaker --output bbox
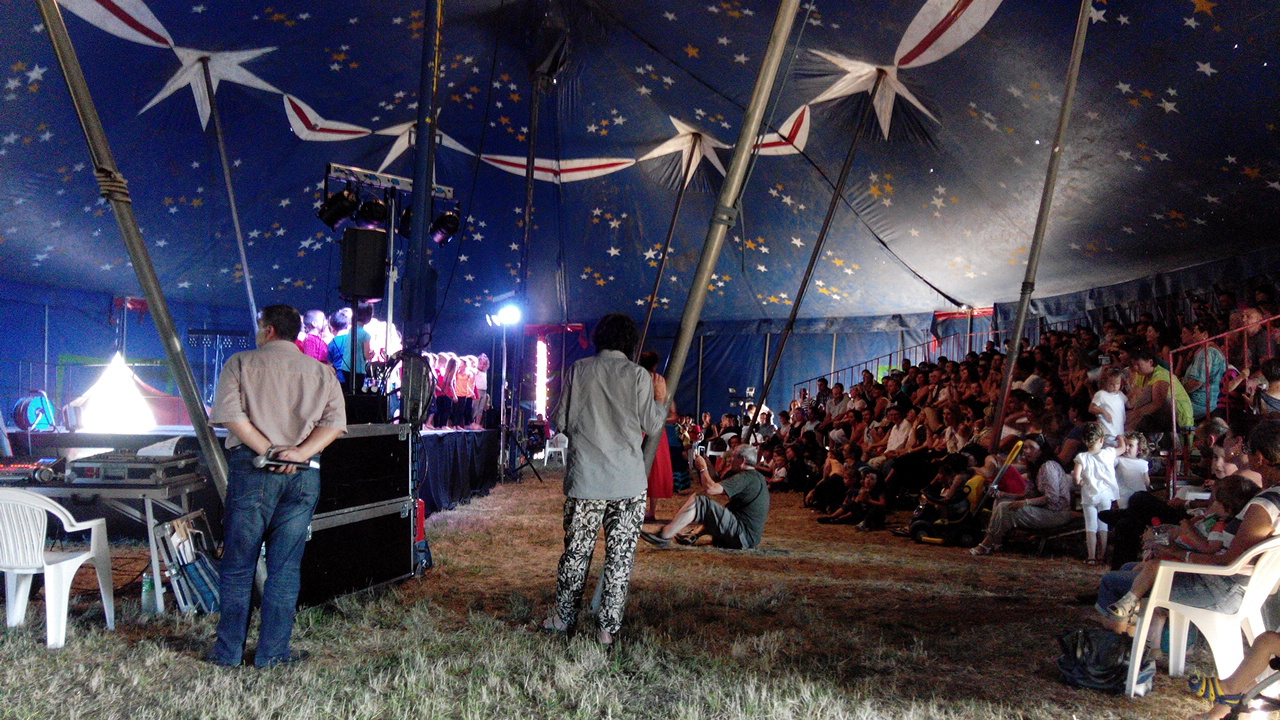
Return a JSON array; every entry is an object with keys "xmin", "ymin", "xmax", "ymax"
[{"xmin": 341, "ymin": 227, "xmax": 388, "ymax": 299}]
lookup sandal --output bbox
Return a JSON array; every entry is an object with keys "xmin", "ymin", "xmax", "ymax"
[
  {"xmin": 1188, "ymin": 674, "xmax": 1226, "ymax": 703},
  {"xmin": 969, "ymin": 543, "xmax": 998, "ymax": 556}
]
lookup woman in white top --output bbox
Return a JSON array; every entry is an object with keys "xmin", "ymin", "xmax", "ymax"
[{"xmin": 1074, "ymin": 422, "xmax": 1120, "ymax": 564}]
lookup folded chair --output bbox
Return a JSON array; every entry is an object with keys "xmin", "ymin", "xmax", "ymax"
[{"xmin": 0, "ymin": 488, "xmax": 115, "ymax": 648}]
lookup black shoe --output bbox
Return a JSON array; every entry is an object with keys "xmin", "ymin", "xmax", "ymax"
[
  {"xmin": 257, "ymin": 649, "xmax": 310, "ymax": 668},
  {"xmin": 640, "ymin": 531, "xmax": 673, "ymax": 548}
]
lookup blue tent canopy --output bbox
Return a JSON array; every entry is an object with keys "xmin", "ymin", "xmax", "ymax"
[{"xmin": 1, "ymin": 0, "xmax": 1275, "ymax": 331}]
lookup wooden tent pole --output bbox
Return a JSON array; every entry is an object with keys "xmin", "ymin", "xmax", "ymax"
[
  {"xmin": 36, "ymin": 0, "xmax": 230, "ymax": 499},
  {"xmin": 989, "ymin": 0, "xmax": 1094, "ymax": 451}
]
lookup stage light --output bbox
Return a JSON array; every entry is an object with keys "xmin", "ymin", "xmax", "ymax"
[
  {"xmin": 495, "ymin": 304, "xmax": 522, "ymax": 326},
  {"xmin": 428, "ymin": 208, "xmax": 461, "ymax": 245},
  {"xmin": 354, "ymin": 198, "xmax": 388, "ymax": 226},
  {"xmin": 485, "ymin": 314, "xmax": 496, "ymax": 327},
  {"xmin": 317, "ymin": 186, "xmax": 359, "ymax": 229},
  {"xmin": 78, "ymin": 353, "xmax": 157, "ymax": 434}
]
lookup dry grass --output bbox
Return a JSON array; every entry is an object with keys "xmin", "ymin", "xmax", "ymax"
[{"xmin": 0, "ymin": 468, "xmax": 1228, "ymax": 719}]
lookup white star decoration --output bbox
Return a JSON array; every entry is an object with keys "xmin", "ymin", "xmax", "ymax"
[{"xmin": 141, "ymin": 47, "xmax": 281, "ymax": 129}]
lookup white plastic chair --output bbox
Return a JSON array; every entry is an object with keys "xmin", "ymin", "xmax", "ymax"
[
  {"xmin": 705, "ymin": 438, "xmax": 728, "ymax": 461},
  {"xmin": 544, "ymin": 433, "xmax": 568, "ymax": 465},
  {"xmin": 0, "ymin": 488, "xmax": 115, "ymax": 648},
  {"xmin": 1126, "ymin": 534, "xmax": 1280, "ymax": 696}
]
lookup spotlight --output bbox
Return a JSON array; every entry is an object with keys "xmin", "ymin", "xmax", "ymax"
[
  {"xmin": 428, "ymin": 208, "xmax": 461, "ymax": 245},
  {"xmin": 354, "ymin": 198, "xmax": 388, "ymax": 226},
  {"xmin": 495, "ymin": 304, "xmax": 522, "ymax": 326},
  {"xmin": 317, "ymin": 186, "xmax": 359, "ymax": 229}
]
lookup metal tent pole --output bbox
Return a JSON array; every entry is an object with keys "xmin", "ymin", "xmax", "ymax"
[
  {"xmin": 643, "ymin": 0, "xmax": 803, "ymax": 469},
  {"xmin": 746, "ymin": 71, "xmax": 886, "ymax": 432},
  {"xmin": 37, "ymin": 0, "xmax": 229, "ymax": 498},
  {"xmin": 199, "ymin": 58, "xmax": 257, "ymax": 331},
  {"xmin": 988, "ymin": 0, "xmax": 1094, "ymax": 450},
  {"xmin": 638, "ymin": 146, "xmax": 700, "ymax": 355}
]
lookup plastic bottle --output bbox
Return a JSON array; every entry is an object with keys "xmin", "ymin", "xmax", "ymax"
[{"xmin": 141, "ymin": 575, "xmax": 156, "ymax": 614}]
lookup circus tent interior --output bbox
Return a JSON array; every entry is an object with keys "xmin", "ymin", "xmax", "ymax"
[{"xmin": 0, "ymin": 0, "xmax": 1277, "ymax": 416}]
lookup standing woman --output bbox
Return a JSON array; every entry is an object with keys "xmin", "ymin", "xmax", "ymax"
[
  {"xmin": 433, "ymin": 355, "xmax": 458, "ymax": 429},
  {"xmin": 545, "ymin": 313, "xmax": 667, "ymax": 645},
  {"xmin": 638, "ymin": 351, "xmax": 675, "ymax": 522},
  {"xmin": 452, "ymin": 356, "xmax": 477, "ymax": 429}
]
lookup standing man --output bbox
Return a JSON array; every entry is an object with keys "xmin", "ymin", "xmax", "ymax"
[
  {"xmin": 641, "ymin": 444, "xmax": 769, "ymax": 550},
  {"xmin": 208, "ymin": 305, "xmax": 346, "ymax": 667},
  {"xmin": 543, "ymin": 313, "xmax": 667, "ymax": 645}
]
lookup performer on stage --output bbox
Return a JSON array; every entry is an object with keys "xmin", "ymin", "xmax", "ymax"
[
  {"xmin": 328, "ymin": 308, "xmax": 372, "ymax": 387},
  {"xmin": 543, "ymin": 313, "xmax": 667, "ymax": 645},
  {"xmin": 207, "ymin": 305, "xmax": 346, "ymax": 667},
  {"xmin": 295, "ymin": 310, "xmax": 330, "ymax": 365}
]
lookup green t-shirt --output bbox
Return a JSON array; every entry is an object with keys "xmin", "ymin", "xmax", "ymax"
[
  {"xmin": 1134, "ymin": 365, "xmax": 1194, "ymax": 429},
  {"xmin": 721, "ymin": 468, "xmax": 770, "ymax": 548}
]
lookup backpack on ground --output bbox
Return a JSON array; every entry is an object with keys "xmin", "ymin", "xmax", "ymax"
[{"xmin": 1056, "ymin": 626, "xmax": 1155, "ymax": 696}]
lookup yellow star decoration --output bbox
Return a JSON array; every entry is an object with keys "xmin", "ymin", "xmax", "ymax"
[
  {"xmin": 684, "ymin": 44, "xmax": 700, "ymax": 58},
  {"xmin": 1190, "ymin": 0, "xmax": 1216, "ymax": 15}
]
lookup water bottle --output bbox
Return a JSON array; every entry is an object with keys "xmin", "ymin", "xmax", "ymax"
[{"xmin": 141, "ymin": 575, "xmax": 156, "ymax": 614}]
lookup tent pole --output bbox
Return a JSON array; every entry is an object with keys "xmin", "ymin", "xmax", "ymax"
[
  {"xmin": 644, "ymin": 0, "xmax": 803, "ymax": 470},
  {"xmin": 745, "ymin": 71, "xmax": 886, "ymax": 433},
  {"xmin": 638, "ymin": 145, "xmax": 700, "ymax": 355},
  {"xmin": 199, "ymin": 58, "xmax": 257, "ymax": 331},
  {"xmin": 404, "ymin": 0, "xmax": 445, "ymax": 353},
  {"xmin": 988, "ymin": 0, "xmax": 1094, "ymax": 451},
  {"xmin": 36, "ymin": 0, "xmax": 229, "ymax": 499}
]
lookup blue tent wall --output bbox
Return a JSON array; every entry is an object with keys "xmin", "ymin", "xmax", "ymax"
[{"xmin": 0, "ymin": 278, "xmax": 248, "ymax": 415}]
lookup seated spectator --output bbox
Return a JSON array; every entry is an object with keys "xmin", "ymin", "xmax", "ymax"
[
  {"xmin": 1098, "ymin": 474, "xmax": 1259, "ymax": 625},
  {"xmin": 1114, "ymin": 431, "xmax": 1151, "ymax": 509},
  {"xmin": 1185, "ymin": 630, "xmax": 1280, "ymax": 720},
  {"xmin": 818, "ymin": 466, "xmax": 887, "ymax": 530},
  {"xmin": 642, "ymin": 445, "xmax": 770, "ymax": 550},
  {"xmin": 971, "ymin": 446, "xmax": 1075, "ymax": 556},
  {"xmin": 1179, "ymin": 319, "xmax": 1226, "ymax": 421},
  {"xmin": 805, "ymin": 445, "xmax": 848, "ymax": 513},
  {"xmin": 1127, "ymin": 346, "xmax": 1195, "ymax": 433}
]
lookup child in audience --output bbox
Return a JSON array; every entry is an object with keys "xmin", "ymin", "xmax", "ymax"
[
  {"xmin": 1074, "ymin": 422, "xmax": 1120, "ymax": 564},
  {"xmin": 1089, "ymin": 367, "xmax": 1127, "ymax": 442},
  {"xmin": 1113, "ymin": 431, "xmax": 1151, "ymax": 509},
  {"xmin": 818, "ymin": 466, "xmax": 887, "ymax": 530},
  {"xmin": 1100, "ymin": 474, "xmax": 1259, "ymax": 624}
]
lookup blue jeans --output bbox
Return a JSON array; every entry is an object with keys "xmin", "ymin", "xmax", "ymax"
[
  {"xmin": 1097, "ymin": 561, "xmax": 1247, "ymax": 616},
  {"xmin": 212, "ymin": 446, "xmax": 320, "ymax": 667}
]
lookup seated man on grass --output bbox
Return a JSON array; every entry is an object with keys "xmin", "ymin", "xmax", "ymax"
[{"xmin": 641, "ymin": 445, "xmax": 769, "ymax": 550}]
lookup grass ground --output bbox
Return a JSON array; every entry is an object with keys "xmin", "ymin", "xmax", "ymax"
[{"xmin": 0, "ymin": 468, "xmax": 1227, "ymax": 719}]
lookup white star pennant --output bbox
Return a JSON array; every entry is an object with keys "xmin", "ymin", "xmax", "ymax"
[
  {"xmin": 808, "ymin": 51, "xmax": 937, "ymax": 139},
  {"xmin": 140, "ymin": 47, "xmax": 281, "ymax": 129},
  {"xmin": 637, "ymin": 116, "xmax": 730, "ymax": 188}
]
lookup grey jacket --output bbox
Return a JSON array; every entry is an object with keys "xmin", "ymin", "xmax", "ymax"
[{"xmin": 551, "ymin": 349, "xmax": 666, "ymax": 499}]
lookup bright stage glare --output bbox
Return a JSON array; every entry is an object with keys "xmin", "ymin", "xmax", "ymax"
[
  {"xmin": 79, "ymin": 353, "xmax": 157, "ymax": 434},
  {"xmin": 535, "ymin": 338, "xmax": 548, "ymax": 418},
  {"xmin": 495, "ymin": 304, "xmax": 522, "ymax": 326}
]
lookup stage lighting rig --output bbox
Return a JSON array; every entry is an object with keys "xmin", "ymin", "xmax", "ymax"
[{"xmin": 317, "ymin": 185, "xmax": 360, "ymax": 229}]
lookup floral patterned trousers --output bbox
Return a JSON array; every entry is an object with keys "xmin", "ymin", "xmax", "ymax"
[{"xmin": 552, "ymin": 494, "xmax": 646, "ymax": 635}]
